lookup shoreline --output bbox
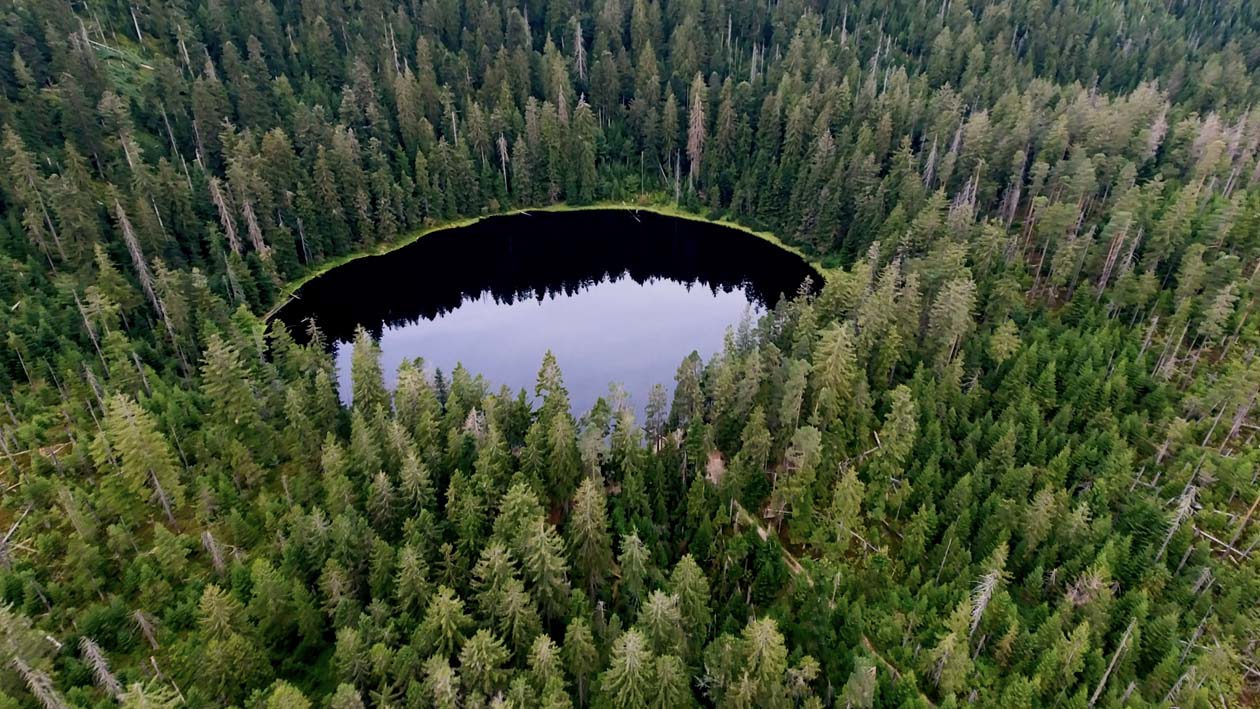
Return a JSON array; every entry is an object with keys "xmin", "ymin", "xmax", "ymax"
[{"xmin": 263, "ymin": 201, "xmax": 828, "ymax": 321}]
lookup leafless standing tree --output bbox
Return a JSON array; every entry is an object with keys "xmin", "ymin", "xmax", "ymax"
[
  {"xmin": 79, "ymin": 637, "xmax": 123, "ymax": 699},
  {"xmin": 207, "ymin": 177, "xmax": 241, "ymax": 254},
  {"xmin": 572, "ymin": 17, "xmax": 587, "ymax": 82},
  {"xmin": 10, "ymin": 657, "xmax": 68, "ymax": 709}
]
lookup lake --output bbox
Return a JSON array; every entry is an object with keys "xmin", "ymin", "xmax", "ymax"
[{"xmin": 277, "ymin": 209, "xmax": 820, "ymax": 416}]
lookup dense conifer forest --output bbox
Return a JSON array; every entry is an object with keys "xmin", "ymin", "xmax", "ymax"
[{"xmin": 2, "ymin": 0, "xmax": 1260, "ymax": 705}]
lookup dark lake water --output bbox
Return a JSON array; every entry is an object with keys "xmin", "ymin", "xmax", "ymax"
[{"xmin": 277, "ymin": 209, "xmax": 820, "ymax": 415}]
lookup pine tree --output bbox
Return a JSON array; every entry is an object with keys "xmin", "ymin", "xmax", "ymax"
[
  {"xmin": 416, "ymin": 586, "xmax": 473, "ymax": 657},
  {"xmin": 527, "ymin": 633, "xmax": 564, "ymax": 691},
  {"xmin": 92, "ymin": 394, "xmax": 185, "ymax": 525},
  {"xmin": 547, "ymin": 415, "xmax": 582, "ymax": 503},
  {"xmin": 350, "ymin": 327, "xmax": 389, "ymax": 412},
  {"xmin": 661, "ymin": 92, "xmax": 680, "ymax": 165},
  {"xmin": 778, "ymin": 360, "xmax": 810, "ymax": 439},
  {"xmin": 520, "ymin": 518, "xmax": 571, "ymax": 619},
  {"xmin": 989, "ymin": 319, "xmax": 1022, "ymax": 364},
  {"xmin": 421, "ymin": 654, "xmax": 461, "ymax": 709},
  {"xmin": 636, "ymin": 591, "xmax": 684, "ymax": 656},
  {"xmin": 670, "ymin": 351, "xmax": 704, "ymax": 428},
  {"xmin": 823, "ymin": 466, "xmax": 865, "ymax": 554},
  {"xmin": 2, "ymin": 128, "xmax": 65, "ymax": 265},
  {"xmin": 650, "ymin": 654, "xmax": 690, "ymax": 708},
  {"xmin": 563, "ymin": 617, "xmax": 599, "ymax": 705},
  {"xmin": 928, "ymin": 277, "xmax": 978, "ymax": 370},
  {"xmin": 838, "ymin": 656, "xmax": 877, "ymax": 708},
  {"xmin": 117, "ymin": 681, "xmax": 182, "ymax": 708},
  {"xmin": 617, "ymin": 531, "xmax": 650, "ymax": 609},
  {"xmin": 570, "ymin": 97, "xmax": 599, "ymax": 203},
  {"xmin": 395, "ymin": 544, "xmax": 432, "ymax": 616},
  {"xmin": 568, "ymin": 476, "xmax": 613, "ymax": 596},
  {"xmin": 668, "ymin": 554, "xmax": 711, "ymax": 651},
  {"xmin": 599, "ymin": 629, "xmax": 655, "ymax": 708},
  {"xmin": 200, "ymin": 333, "xmax": 261, "ymax": 436},
  {"xmin": 459, "ymin": 629, "xmax": 509, "ymax": 696},
  {"xmin": 811, "ymin": 323, "xmax": 860, "ymax": 420},
  {"xmin": 265, "ymin": 681, "xmax": 313, "ymax": 709},
  {"xmin": 495, "ymin": 577, "xmax": 543, "ymax": 656},
  {"xmin": 924, "ymin": 601, "xmax": 973, "ymax": 697},
  {"xmin": 321, "ymin": 683, "xmax": 364, "ymax": 709}
]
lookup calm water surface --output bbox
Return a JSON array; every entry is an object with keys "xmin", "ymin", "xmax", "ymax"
[{"xmin": 278, "ymin": 210, "xmax": 819, "ymax": 415}]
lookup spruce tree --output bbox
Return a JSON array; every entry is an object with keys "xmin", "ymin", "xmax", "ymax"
[{"xmin": 568, "ymin": 476, "xmax": 613, "ymax": 596}]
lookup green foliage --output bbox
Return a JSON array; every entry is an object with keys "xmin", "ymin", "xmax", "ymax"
[{"xmin": 2, "ymin": 0, "xmax": 1260, "ymax": 704}]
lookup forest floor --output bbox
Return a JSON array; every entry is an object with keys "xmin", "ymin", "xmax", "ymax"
[
  {"xmin": 729, "ymin": 496, "xmax": 940, "ymax": 706},
  {"xmin": 861, "ymin": 634, "xmax": 938, "ymax": 708}
]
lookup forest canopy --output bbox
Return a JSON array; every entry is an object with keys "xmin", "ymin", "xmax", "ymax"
[{"xmin": 1, "ymin": 0, "xmax": 1260, "ymax": 706}]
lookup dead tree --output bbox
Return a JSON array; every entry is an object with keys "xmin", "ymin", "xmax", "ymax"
[
  {"xmin": 79, "ymin": 636, "xmax": 123, "ymax": 699},
  {"xmin": 1088, "ymin": 618, "xmax": 1136, "ymax": 707}
]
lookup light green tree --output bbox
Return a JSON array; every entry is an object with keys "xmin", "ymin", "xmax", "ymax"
[
  {"xmin": 417, "ymin": 586, "xmax": 473, "ymax": 657},
  {"xmin": 927, "ymin": 276, "xmax": 977, "ymax": 370},
  {"xmin": 422, "ymin": 653, "xmax": 461, "ymax": 709},
  {"xmin": 636, "ymin": 590, "xmax": 684, "ymax": 656},
  {"xmin": 568, "ymin": 476, "xmax": 613, "ymax": 596},
  {"xmin": 617, "ymin": 531, "xmax": 650, "ymax": 609},
  {"xmin": 520, "ymin": 517, "xmax": 571, "ymax": 620},
  {"xmin": 650, "ymin": 654, "xmax": 691, "ymax": 708},
  {"xmin": 668, "ymin": 554, "xmax": 712, "ymax": 647},
  {"xmin": 92, "ymin": 394, "xmax": 185, "ymax": 525},
  {"xmin": 350, "ymin": 326, "xmax": 388, "ymax": 412},
  {"xmin": 563, "ymin": 617, "xmax": 599, "ymax": 705},
  {"xmin": 459, "ymin": 629, "xmax": 510, "ymax": 696},
  {"xmin": 598, "ymin": 629, "xmax": 656, "ymax": 708},
  {"xmin": 264, "ymin": 680, "xmax": 312, "ymax": 709}
]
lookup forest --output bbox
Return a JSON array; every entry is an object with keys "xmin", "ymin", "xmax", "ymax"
[{"xmin": 1, "ymin": 0, "xmax": 1260, "ymax": 705}]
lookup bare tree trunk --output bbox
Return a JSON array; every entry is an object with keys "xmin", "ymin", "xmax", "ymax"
[
  {"xmin": 1229, "ymin": 490, "xmax": 1260, "ymax": 546},
  {"xmin": 1178, "ymin": 609, "xmax": 1211, "ymax": 665},
  {"xmin": 497, "ymin": 133, "xmax": 510, "ymax": 192},
  {"xmin": 572, "ymin": 18, "xmax": 587, "ymax": 82},
  {"xmin": 1089, "ymin": 618, "xmax": 1136, "ymax": 707},
  {"xmin": 116, "ymin": 206, "xmax": 190, "ymax": 372},
  {"xmin": 1154, "ymin": 317, "xmax": 1190, "ymax": 379},
  {"xmin": 241, "ymin": 199, "xmax": 272, "ymax": 258},
  {"xmin": 27, "ymin": 173, "xmax": 67, "ymax": 266},
  {"xmin": 1097, "ymin": 219, "xmax": 1131, "ymax": 298},
  {"xmin": 149, "ymin": 469, "xmax": 177, "ymax": 527},
  {"xmin": 0, "ymin": 426, "xmax": 21, "ymax": 477},
  {"xmin": 1223, "ymin": 390, "xmax": 1257, "ymax": 448},
  {"xmin": 202, "ymin": 530, "xmax": 226, "ymax": 573},
  {"xmin": 1156, "ymin": 477, "xmax": 1197, "ymax": 562},
  {"xmin": 72, "ymin": 292, "xmax": 109, "ymax": 370},
  {"xmin": 0, "ymin": 505, "xmax": 33, "ymax": 570},
  {"xmin": 79, "ymin": 637, "xmax": 123, "ymax": 699},
  {"xmin": 207, "ymin": 178, "xmax": 241, "ymax": 254},
  {"xmin": 10, "ymin": 657, "xmax": 68, "ymax": 709},
  {"xmin": 134, "ymin": 610, "xmax": 160, "ymax": 649}
]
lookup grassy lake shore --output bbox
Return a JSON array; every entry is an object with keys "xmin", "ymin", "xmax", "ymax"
[{"xmin": 263, "ymin": 201, "xmax": 829, "ymax": 321}]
